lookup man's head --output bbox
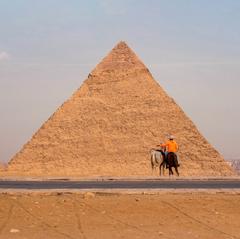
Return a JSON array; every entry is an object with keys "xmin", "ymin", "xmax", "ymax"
[{"xmin": 169, "ymin": 135, "xmax": 174, "ymax": 140}]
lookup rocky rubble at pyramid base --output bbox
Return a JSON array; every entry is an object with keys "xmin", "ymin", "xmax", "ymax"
[{"xmin": 3, "ymin": 155, "xmax": 236, "ymax": 177}]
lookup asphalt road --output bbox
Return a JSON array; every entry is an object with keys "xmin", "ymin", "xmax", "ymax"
[{"xmin": 0, "ymin": 180, "xmax": 240, "ymax": 189}]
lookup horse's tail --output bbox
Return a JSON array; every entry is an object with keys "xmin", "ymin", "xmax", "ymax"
[{"xmin": 150, "ymin": 152, "xmax": 155, "ymax": 170}]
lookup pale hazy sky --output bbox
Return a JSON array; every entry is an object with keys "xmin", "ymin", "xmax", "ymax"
[{"xmin": 0, "ymin": 0, "xmax": 240, "ymax": 163}]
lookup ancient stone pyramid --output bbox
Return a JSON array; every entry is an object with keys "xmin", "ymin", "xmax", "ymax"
[
  {"xmin": 8, "ymin": 41, "xmax": 234, "ymax": 176},
  {"xmin": 0, "ymin": 162, "xmax": 6, "ymax": 172}
]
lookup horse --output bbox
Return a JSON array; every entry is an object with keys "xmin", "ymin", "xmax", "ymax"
[
  {"xmin": 150, "ymin": 149, "xmax": 167, "ymax": 176},
  {"xmin": 166, "ymin": 152, "xmax": 179, "ymax": 176}
]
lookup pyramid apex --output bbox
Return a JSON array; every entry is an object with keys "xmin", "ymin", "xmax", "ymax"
[
  {"xmin": 114, "ymin": 40, "xmax": 130, "ymax": 48},
  {"xmin": 112, "ymin": 40, "xmax": 135, "ymax": 53},
  {"xmin": 91, "ymin": 41, "xmax": 146, "ymax": 74}
]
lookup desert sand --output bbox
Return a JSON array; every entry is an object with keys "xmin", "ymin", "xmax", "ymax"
[
  {"xmin": 6, "ymin": 41, "xmax": 234, "ymax": 177},
  {"xmin": 0, "ymin": 191, "xmax": 239, "ymax": 239}
]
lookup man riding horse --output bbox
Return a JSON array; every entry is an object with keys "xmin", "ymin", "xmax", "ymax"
[{"xmin": 157, "ymin": 135, "xmax": 180, "ymax": 168}]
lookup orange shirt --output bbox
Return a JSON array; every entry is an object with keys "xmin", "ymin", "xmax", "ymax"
[{"xmin": 161, "ymin": 140, "xmax": 178, "ymax": 153}]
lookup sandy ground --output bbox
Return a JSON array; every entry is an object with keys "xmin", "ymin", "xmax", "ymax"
[{"xmin": 0, "ymin": 192, "xmax": 240, "ymax": 239}]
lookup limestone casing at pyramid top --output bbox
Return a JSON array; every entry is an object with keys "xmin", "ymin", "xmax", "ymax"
[
  {"xmin": 82, "ymin": 40, "xmax": 158, "ymax": 95},
  {"xmin": 90, "ymin": 41, "xmax": 147, "ymax": 75}
]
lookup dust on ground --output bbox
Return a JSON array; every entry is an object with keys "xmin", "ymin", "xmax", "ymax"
[{"xmin": 0, "ymin": 192, "xmax": 240, "ymax": 239}]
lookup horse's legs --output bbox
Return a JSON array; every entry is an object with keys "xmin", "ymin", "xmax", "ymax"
[
  {"xmin": 167, "ymin": 155, "xmax": 173, "ymax": 177},
  {"xmin": 151, "ymin": 155, "xmax": 154, "ymax": 173},
  {"xmin": 174, "ymin": 166, "xmax": 179, "ymax": 176},
  {"xmin": 159, "ymin": 162, "xmax": 164, "ymax": 176},
  {"xmin": 173, "ymin": 154, "xmax": 179, "ymax": 176}
]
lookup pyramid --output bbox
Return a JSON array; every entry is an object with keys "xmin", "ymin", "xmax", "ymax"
[
  {"xmin": 0, "ymin": 162, "xmax": 6, "ymax": 172},
  {"xmin": 7, "ymin": 41, "xmax": 234, "ymax": 176}
]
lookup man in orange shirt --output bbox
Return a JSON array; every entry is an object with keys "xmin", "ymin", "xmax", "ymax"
[
  {"xmin": 158, "ymin": 135, "xmax": 180, "ymax": 167},
  {"xmin": 161, "ymin": 135, "xmax": 178, "ymax": 152}
]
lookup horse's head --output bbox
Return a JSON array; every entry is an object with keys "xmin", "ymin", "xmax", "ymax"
[{"xmin": 150, "ymin": 148, "xmax": 158, "ymax": 154}]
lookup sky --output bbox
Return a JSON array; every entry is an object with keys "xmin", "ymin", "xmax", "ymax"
[{"xmin": 0, "ymin": 0, "xmax": 240, "ymax": 163}]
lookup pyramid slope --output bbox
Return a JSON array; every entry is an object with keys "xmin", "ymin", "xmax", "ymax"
[
  {"xmin": 0, "ymin": 162, "xmax": 6, "ymax": 172},
  {"xmin": 8, "ymin": 41, "xmax": 234, "ymax": 176}
]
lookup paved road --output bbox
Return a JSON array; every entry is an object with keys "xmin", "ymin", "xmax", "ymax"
[{"xmin": 0, "ymin": 180, "xmax": 240, "ymax": 189}]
